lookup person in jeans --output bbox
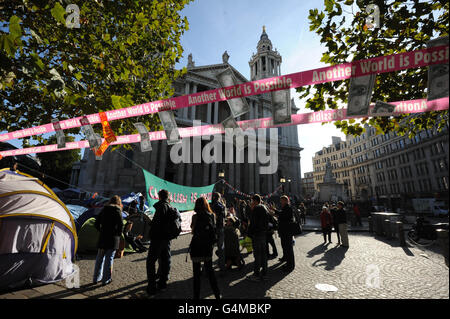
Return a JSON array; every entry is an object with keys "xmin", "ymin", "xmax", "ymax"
[
  {"xmin": 299, "ymin": 202, "xmax": 307, "ymax": 225},
  {"xmin": 336, "ymin": 201, "xmax": 349, "ymax": 247},
  {"xmin": 190, "ymin": 197, "xmax": 221, "ymax": 299},
  {"xmin": 330, "ymin": 204, "xmax": 341, "ymax": 245},
  {"xmin": 93, "ymin": 195, "xmax": 124, "ymax": 285},
  {"xmin": 320, "ymin": 206, "xmax": 333, "ymax": 244},
  {"xmin": 146, "ymin": 189, "xmax": 174, "ymax": 295},
  {"xmin": 247, "ymin": 194, "xmax": 269, "ymax": 281},
  {"xmin": 210, "ymin": 192, "xmax": 226, "ymax": 271},
  {"xmin": 271, "ymin": 196, "xmax": 295, "ymax": 272}
]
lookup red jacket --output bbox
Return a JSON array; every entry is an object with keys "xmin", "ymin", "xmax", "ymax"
[
  {"xmin": 353, "ymin": 205, "xmax": 361, "ymax": 216},
  {"xmin": 320, "ymin": 210, "xmax": 333, "ymax": 229}
]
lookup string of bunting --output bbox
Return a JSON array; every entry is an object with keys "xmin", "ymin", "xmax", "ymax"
[
  {"xmin": 219, "ymin": 179, "xmax": 283, "ymax": 199},
  {"xmin": 0, "ymin": 42, "xmax": 447, "ymax": 145}
]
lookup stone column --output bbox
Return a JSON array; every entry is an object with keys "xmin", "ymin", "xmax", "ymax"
[
  {"xmin": 158, "ymin": 141, "xmax": 167, "ymax": 179},
  {"xmin": 191, "ymin": 83, "xmax": 197, "ymax": 120},
  {"xmin": 255, "ymin": 161, "xmax": 260, "ymax": 194},
  {"xmin": 202, "ymin": 163, "xmax": 210, "ymax": 186},
  {"xmin": 149, "ymin": 140, "xmax": 159, "ymax": 175},
  {"xmin": 207, "ymin": 102, "xmax": 212, "ymax": 124},
  {"xmin": 214, "ymin": 101, "xmax": 219, "ymax": 124},
  {"xmin": 183, "ymin": 82, "xmax": 190, "ymax": 119}
]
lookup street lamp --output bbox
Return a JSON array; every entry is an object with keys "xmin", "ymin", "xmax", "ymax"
[
  {"xmin": 280, "ymin": 177, "xmax": 286, "ymax": 193},
  {"xmin": 287, "ymin": 179, "xmax": 292, "ymax": 196},
  {"xmin": 218, "ymin": 169, "xmax": 225, "ymax": 195}
]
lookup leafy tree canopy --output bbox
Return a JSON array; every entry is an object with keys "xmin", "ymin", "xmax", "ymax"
[
  {"xmin": 298, "ymin": 0, "xmax": 448, "ymax": 138},
  {"xmin": 0, "ymin": 0, "xmax": 192, "ymax": 147},
  {"xmin": 36, "ymin": 135, "xmax": 81, "ymax": 189}
]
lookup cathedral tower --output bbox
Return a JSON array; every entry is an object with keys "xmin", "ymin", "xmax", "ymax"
[{"xmin": 249, "ymin": 26, "xmax": 282, "ymax": 81}]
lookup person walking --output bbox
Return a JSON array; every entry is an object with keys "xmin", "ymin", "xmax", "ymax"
[
  {"xmin": 189, "ymin": 197, "xmax": 221, "ymax": 299},
  {"xmin": 271, "ymin": 196, "xmax": 296, "ymax": 272},
  {"xmin": 93, "ymin": 195, "xmax": 124, "ymax": 285},
  {"xmin": 330, "ymin": 204, "xmax": 341, "ymax": 245},
  {"xmin": 353, "ymin": 203, "xmax": 363, "ymax": 226},
  {"xmin": 211, "ymin": 192, "xmax": 226, "ymax": 271},
  {"xmin": 336, "ymin": 201, "xmax": 349, "ymax": 247},
  {"xmin": 266, "ymin": 211, "xmax": 278, "ymax": 259},
  {"xmin": 146, "ymin": 189, "xmax": 178, "ymax": 295},
  {"xmin": 320, "ymin": 206, "xmax": 333, "ymax": 244},
  {"xmin": 299, "ymin": 202, "xmax": 306, "ymax": 225},
  {"xmin": 247, "ymin": 194, "xmax": 270, "ymax": 281}
]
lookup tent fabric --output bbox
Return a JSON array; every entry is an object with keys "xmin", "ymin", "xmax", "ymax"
[
  {"xmin": 75, "ymin": 207, "xmax": 127, "ymax": 233},
  {"xmin": 0, "ymin": 169, "xmax": 77, "ymax": 290},
  {"xmin": 66, "ymin": 204, "xmax": 89, "ymax": 224}
]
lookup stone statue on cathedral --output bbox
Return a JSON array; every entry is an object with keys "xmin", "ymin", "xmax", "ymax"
[
  {"xmin": 187, "ymin": 53, "xmax": 195, "ymax": 68},
  {"xmin": 222, "ymin": 50, "xmax": 229, "ymax": 63}
]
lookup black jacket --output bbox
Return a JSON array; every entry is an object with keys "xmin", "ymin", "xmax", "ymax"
[
  {"xmin": 334, "ymin": 208, "xmax": 347, "ymax": 224},
  {"xmin": 150, "ymin": 199, "xmax": 172, "ymax": 240},
  {"xmin": 275, "ymin": 204, "xmax": 295, "ymax": 236},
  {"xmin": 248, "ymin": 204, "xmax": 269, "ymax": 238},
  {"xmin": 211, "ymin": 201, "xmax": 226, "ymax": 230},
  {"xmin": 95, "ymin": 204, "xmax": 123, "ymax": 250}
]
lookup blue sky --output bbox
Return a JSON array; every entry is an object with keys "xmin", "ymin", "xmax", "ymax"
[
  {"xmin": 176, "ymin": 0, "xmax": 347, "ymax": 174},
  {"xmin": 4, "ymin": 0, "xmax": 349, "ymax": 175}
]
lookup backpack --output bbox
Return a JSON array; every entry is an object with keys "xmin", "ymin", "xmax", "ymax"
[
  {"xmin": 190, "ymin": 213, "xmax": 217, "ymax": 249},
  {"xmin": 166, "ymin": 206, "xmax": 182, "ymax": 240}
]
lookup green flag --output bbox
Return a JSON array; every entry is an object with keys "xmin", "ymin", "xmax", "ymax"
[{"xmin": 142, "ymin": 168, "xmax": 216, "ymax": 213}]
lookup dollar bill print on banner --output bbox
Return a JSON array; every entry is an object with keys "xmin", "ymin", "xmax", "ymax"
[
  {"xmin": 371, "ymin": 101, "xmax": 397, "ymax": 115},
  {"xmin": 51, "ymin": 119, "xmax": 66, "ymax": 149},
  {"xmin": 158, "ymin": 110, "xmax": 181, "ymax": 145},
  {"xmin": 92, "ymin": 133, "xmax": 103, "ymax": 160},
  {"xmin": 347, "ymin": 74, "xmax": 376, "ymax": 116},
  {"xmin": 215, "ymin": 67, "xmax": 250, "ymax": 118},
  {"xmin": 133, "ymin": 122, "xmax": 152, "ymax": 152},
  {"xmin": 427, "ymin": 36, "xmax": 449, "ymax": 101},
  {"xmin": 221, "ymin": 116, "xmax": 248, "ymax": 150},
  {"xmin": 271, "ymin": 89, "xmax": 292, "ymax": 125},
  {"xmin": 80, "ymin": 116, "xmax": 101, "ymax": 149}
]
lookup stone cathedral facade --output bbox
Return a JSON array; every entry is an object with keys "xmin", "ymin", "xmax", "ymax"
[{"xmin": 71, "ymin": 28, "xmax": 303, "ymax": 199}]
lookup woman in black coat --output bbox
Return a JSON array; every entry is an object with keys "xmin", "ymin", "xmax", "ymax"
[
  {"xmin": 93, "ymin": 195, "xmax": 124, "ymax": 285},
  {"xmin": 189, "ymin": 197, "xmax": 221, "ymax": 299}
]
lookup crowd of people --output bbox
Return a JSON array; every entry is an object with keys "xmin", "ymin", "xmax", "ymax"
[{"xmin": 91, "ymin": 191, "xmax": 350, "ymax": 299}]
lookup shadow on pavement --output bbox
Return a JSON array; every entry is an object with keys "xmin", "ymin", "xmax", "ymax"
[
  {"xmin": 312, "ymin": 246, "xmax": 348, "ymax": 271},
  {"xmin": 306, "ymin": 243, "xmax": 328, "ymax": 258}
]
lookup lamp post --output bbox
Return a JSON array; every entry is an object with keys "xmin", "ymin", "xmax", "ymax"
[
  {"xmin": 287, "ymin": 179, "xmax": 292, "ymax": 196},
  {"xmin": 218, "ymin": 169, "xmax": 225, "ymax": 195},
  {"xmin": 280, "ymin": 177, "xmax": 286, "ymax": 193}
]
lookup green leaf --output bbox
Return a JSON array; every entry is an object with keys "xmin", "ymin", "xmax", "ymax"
[
  {"xmin": 9, "ymin": 15, "xmax": 22, "ymax": 40},
  {"xmin": 51, "ymin": 2, "xmax": 66, "ymax": 24},
  {"xmin": 111, "ymin": 95, "xmax": 122, "ymax": 109}
]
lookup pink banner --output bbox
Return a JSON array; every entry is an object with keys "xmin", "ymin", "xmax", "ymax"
[
  {"xmin": 0, "ymin": 45, "xmax": 448, "ymax": 143},
  {"xmin": 0, "ymin": 97, "xmax": 447, "ymax": 159}
]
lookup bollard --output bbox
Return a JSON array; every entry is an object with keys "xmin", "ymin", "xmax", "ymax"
[
  {"xmin": 436, "ymin": 229, "xmax": 449, "ymax": 268},
  {"xmin": 383, "ymin": 219, "xmax": 391, "ymax": 237},
  {"xmin": 375, "ymin": 214, "xmax": 383, "ymax": 235},
  {"xmin": 396, "ymin": 221, "xmax": 406, "ymax": 246},
  {"xmin": 390, "ymin": 220, "xmax": 398, "ymax": 239},
  {"xmin": 368, "ymin": 216, "xmax": 373, "ymax": 233}
]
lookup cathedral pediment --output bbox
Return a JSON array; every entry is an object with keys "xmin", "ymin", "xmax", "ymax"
[{"xmin": 187, "ymin": 63, "xmax": 249, "ymax": 85}]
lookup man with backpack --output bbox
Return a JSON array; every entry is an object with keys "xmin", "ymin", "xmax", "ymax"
[
  {"xmin": 146, "ymin": 189, "xmax": 181, "ymax": 296},
  {"xmin": 211, "ymin": 192, "xmax": 226, "ymax": 271}
]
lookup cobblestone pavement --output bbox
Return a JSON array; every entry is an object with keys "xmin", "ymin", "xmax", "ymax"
[{"xmin": 1, "ymin": 231, "xmax": 448, "ymax": 299}]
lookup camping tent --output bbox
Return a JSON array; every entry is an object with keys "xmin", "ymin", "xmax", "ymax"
[
  {"xmin": 126, "ymin": 213, "xmax": 152, "ymax": 243},
  {"xmin": 0, "ymin": 169, "xmax": 77, "ymax": 290}
]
